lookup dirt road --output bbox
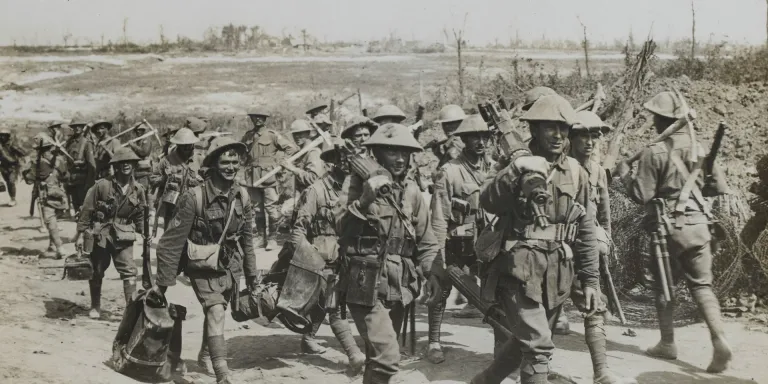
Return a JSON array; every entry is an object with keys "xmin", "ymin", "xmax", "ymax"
[{"xmin": 0, "ymin": 181, "xmax": 765, "ymax": 384}]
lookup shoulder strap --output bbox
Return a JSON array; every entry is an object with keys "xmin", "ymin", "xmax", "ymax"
[
  {"xmin": 566, "ymin": 157, "xmax": 580, "ymax": 187},
  {"xmin": 664, "ymin": 142, "xmax": 710, "ymax": 216},
  {"xmin": 77, "ymin": 137, "xmax": 89, "ymax": 160}
]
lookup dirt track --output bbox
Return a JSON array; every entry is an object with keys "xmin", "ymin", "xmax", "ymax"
[{"xmin": 0, "ymin": 182, "xmax": 765, "ymax": 384}]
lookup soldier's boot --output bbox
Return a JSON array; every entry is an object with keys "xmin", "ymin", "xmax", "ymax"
[
  {"xmin": 301, "ymin": 320, "xmax": 327, "ymax": 354},
  {"xmin": 646, "ymin": 297, "xmax": 678, "ymax": 360},
  {"xmin": 208, "ymin": 335, "xmax": 229, "ymax": 383},
  {"xmin": 585, "ymin": 315, "xmax": 638, "ymax": 384},
  {"xmin": 691, "ymin": 287, "xmax": 732, "ymax": 373},
  {"xmin": 122, "ymin": 279, "xmax": 136, "ymax": 305},
  {"xmin": 470, "ymin": 339, "xmax": 523, "ymax": 384},
  {"xmin": 426, "ymin": 287, "xmax": 451, "ymax": 364},
  {"xmin": 88, "ymin": 279, "xmax": 102, "ymax": 320},
  {"xmin": 8, "ymin": 199, "xmax": 16, "ymax": 207},
  {"xmin": 553, "ymin": 310, "xmax": 570, "ymax": 335},
  {"xmin": 329, "ymin": 312, "xmax": 365, "ymax": 375}
]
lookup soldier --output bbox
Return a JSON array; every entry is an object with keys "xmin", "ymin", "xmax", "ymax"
[
  {"xmin": 280, "ymin": 120, "xmax": 326, "ymax": 193},
  {"xmin": 63, "ymin": 117, "xmax": 96, "ymax": 211},
  {"xmin": 23, "ymin": 134, "xmax": 68, "ymax": 259},
  {"xmin": 341, "ymin": 116, "xmax": 379, "ymax": 149},
  {"xmin": 0, "ymin": 128, "xmax": 27, "ymax": 206},
  {"xmin": 313, "ymin": 114, "xmax": 334, "ymax": 133},
  {"xmin": 125, "ymin": 124, "xmax": 154, "ymax": 192},
  {"xmin": 521, "ymin": 86, "xmax": 557, "ymax": 111},
  {"xmin": 553, "ymin": 111, "xmax": 634, "ymax": 384},
  {"xmin": 47, "ymin": 122, "xmax": 68, "ymax": 144},
  {"xmin": 187, "ymin": 116, "xmax": 210, "ymax": 166},
  {"xmin": 72, "ymin": 147, "xmax": 147, "ymax": 319},
  {"xmin": 334, "ymin": 123, "xmax": 444, "ymax": 384},
  {"xmin": 426, "ymin": 115, "xmax": 495, "ymax": 364},
  {"xmin": 240, "ymin": 109, "xmax": 298, "ymax": 250},
  {"xmin": 616, "ymin": 91, "xmax": 732, "ymax": 373},
  {"xmin": 429, "ymin": 105, "xmax": 467, "ymax": 169},
  {"xmin": 278, "ymin": 136, "xmax": 366, "ymax": 371},
  {"xmin": 371, "ymin": 105, "xmax": 407, "ymax": 125},
  {"xmin": 150, "ymin": 128, "xmax": 203, "ymax": 233},
  {"xmin": 91, "ymin": 119, "xmax": 121, "ymax": 179},
  {"xmin": 152, "ymin": 137, "xmax": 258, "ymax": 384},
  {"xmin": 471, "ymin": 95, "xmax": 601, "ymax": 384}
]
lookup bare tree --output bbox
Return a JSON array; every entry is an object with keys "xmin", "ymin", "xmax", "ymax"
[
  {"xmin": 766, "ymin": 0, "xmax": 768, "ymax": 46},
  {"xmin": 452, "ymin": 13, "xmax": 469, "ymax": 102},
  {"xmin": 159, "ymin": 25, "xmax": 167, "ymax": 47},
  {"xmin": 62, "ymin": 32, "xmax": 72, "ymax": 47},
  {"xmin": 122, "ymin": 18, "xmax": 129, "ymax": 46},
  {"xmin": 691, "ymin": 0, "xmax": 696, "ymax": 59},
  {"xmin": 301, "ymin": 29, "xmax": 308, "ymax": 51},
  {"xmin": 577, "ymin": 16, "xmax": 591, "ymax": 78}
]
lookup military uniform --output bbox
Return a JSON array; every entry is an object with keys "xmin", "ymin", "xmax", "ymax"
[
  {"xmin": 334, "ymin": 123, "xmax": 441, "ymax": 384},
  {"xmin": 92, "ymin": 120, "xmax": 120, "ymax": 179},
  {"xmin": 0, "ymin": 129, "xmax": 27, "ymax": 204},
  {"xmin": 286, "ymin": 120, "xmax": 326, "ymax": 192},
  {"xmin": 23, "ymin": 135, "xmax": 68, "ymax": 258},
  {"xmin": 472, "ymin": 95, "xmax": 600, "ymax": 384},
  {"xmin": 151, "ymin": 128, "xmax": 203, "ymax": 230},
  {"xmin": 428, "ymin": 115, "xmax": 495, "ymax": 362},
  {"xmin": 125, "ymin": 129, "xmax": 154, "ymax": 190},
  {"xmin": 241, "ymin": 115, "xmax": 298, "ymax": 247},
  {"xmin": 619, "ymin": 91, "xmax": 732, "ymax": 374},
  {"xmin": 155, "ymin": 137, "xmax": 257, "ymax": 384},
  {"xmin": 64, "ymin": 126, "xmax": 96, "ymax": 211}
]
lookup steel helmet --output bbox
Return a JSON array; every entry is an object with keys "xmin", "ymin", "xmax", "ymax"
[
  {"xmin": 313, "ymin": 114, "xmax": 332, "ymax": 126},
  {"xmin": 363, "ymin": 123, "xmax": 423, "ymax": 152},
  {"xmin": 47, "ymin": 122, "xmax": 66, "ymax": 130},
  {"xmin": 520, "ymin": 94, "xmax": 577, "ymax": 126},
  {"xmin": 0, "ymin": 128, "xmax": 10, "ymax": 135},
  {"xmin": 644, "ymin": 91, "xmax": 684, "ymax": 119},
  {"xmin": 290, "ymin": 119, "xmax": 314, "ymax": 134},
  {"xmin": 34, "ymin": 133, "xmax": 56, "ymax": 149},
  {"xmin": 372, "ymin": 105, "xmax": 407, "ymax": 124},
  {"xmin": 341, "ymin": 116, "xmax": 378, "ymax": 139},
  {"xmin": 91, "ymin": 119, "xmax": 113, "ymax": 130},
  {"xmin": 69, "ymin": 113, "xmax": 88, "ymax": 126},
  {"xmin": 109, "ymin": 147, "xmax": 141, "ymax": 164},
  {"xmin": 436, "ymin": 105, "xmax": 467, "ymax": 124},
  {"xmin": 320, "ymin": 135, "xmax": 345, "ymax": 162},
  {"xmin": 170, "ymin": 127, "xmax": 200, "ymax": 145},
  {"xmin": 522, "ymin": 86, "xmax": 557, "ymax": 111},
  {"xmin": 572, "ymin": 111, "xmax": 612, "ymax": 134},
  {"xmin": 452, "ymin": 114, "xmax": 491, "ymax": 136},
  {"xmin": 204, "ymin": 137, "xmax": 247, "ymax": 167},
  {"xmin": 247, "ymin": 108, "xmax": 270, "ymax": 118},
  {"xmin": 185, "ymin": 117, "xmax": 208, "ymax": 133},
  {"xmin": 305, "ymin": 104, "xmax": 328, "ymax": 117}
]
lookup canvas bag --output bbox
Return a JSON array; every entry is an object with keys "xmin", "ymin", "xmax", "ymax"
[{"xmin": 185, "ymin": 187, "xmax": 237, "ymax": 272}]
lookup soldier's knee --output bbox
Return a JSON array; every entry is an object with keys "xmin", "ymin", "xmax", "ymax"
[{"xmin": 206, "ymin": 305, "xmax": 227, "ymax": 323}]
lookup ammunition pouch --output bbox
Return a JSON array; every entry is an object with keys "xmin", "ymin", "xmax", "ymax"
[
  {"xmin": 276, "ymin": 239, "xmax": 326, "ymax": 331},
  {"xmin": 112, "ymin": 221, "xmax": 137, "ymax": 244},
  {"xmin": 475, "ymin": 216, "xmax": 509, "ymax": 264},
  {"xmin": 451, "ymin": 197, "xmax": 472, "ymax": 217},
  {"xmin": 161, "ymin": 181, "xmax": 181, "ymax": 205},
  {"xmin": 137, "ymin": 159, "xmax": 152, "ymax": 171},
  {"xmin": 231, "ymin": 283, "xmax": 279, "ymax": 322},
  {"xmin": 514, "ymin": 223, "xmax": 578, "ymax": 243},
  {"xmin": 344, "ymin": 236, "xmax": 414, "ymax": 258},
  {"xmin": 344, "ymin": 256, "xmax": 381, "ymax": 307}
]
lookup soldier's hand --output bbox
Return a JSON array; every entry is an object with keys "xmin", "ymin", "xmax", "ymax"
[
  {"xmin": 514, "ymin": 155, "xmax": 549, "ymax": 175},
  {"xmin": 583, "ymin": 286, "xmax": 601, "ymax": 317},
  {"xmin": 359, "ymin": 175, "xmax": 390, "ymax": 209},
  {"xmin": 73, "ymin": 233, "xmax": 83, "ymax": 249},
  {"xmin": 424, "ymin": 275, "xmax": 443, "ymax": 307}
]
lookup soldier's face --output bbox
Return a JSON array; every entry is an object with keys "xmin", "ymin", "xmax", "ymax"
[
  {"xmin": 570, "ymin": 130, "xmax": 601, "ymax": 158},
  {"xmin": 135, "ymin": 128, "xmax": 146, "ymax": 138},
  {"xmin": 292, "ymin": 131, "xmax": 313, "ymax": 147},
  {"xmin": 376, "ymin": 117, "xmax": 403, "ymax": 125},
  {"xmin": 352, "ymin": 127, "xmax": 371, "ymax": 146},
  {"xmin": 95, "ymin": 125, "xmax": 109, "ymax": 138},
  {"xmin": 250, "ymin": 116, "xmax": 266, "ymax": 128},
  {"xmin": 0, "ymin": 134, "xmax": 8, "ymax": 143},
  {"xmin": 116, "ymin": 161, "xmax": 134, "ymax": 175},
  {"xmin": 215, "ymin": 150, "xmax": 241, "ymax": 181},
  {"xmin": 373, "ymin": 147, "xmax": 411, "ymax": 177},
  {"xmin": 531, "ymin": 121, "xmax": 570, "ymax": 156},
  {"xmin": 442, "ymin": 120, "xmax": 462, "ymax": 136},
  {"xmin": 177, "ymin": 144, "xmax": 194, "ymax": 158},
  {"xmin": 462, "ymin": 133, "xmax": 490, "ymax": 156}
]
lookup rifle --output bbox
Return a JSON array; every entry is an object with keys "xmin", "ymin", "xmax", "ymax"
[
  {"xmin": 705, "ymin": 122, "xmax": 727, "ymax": 179},
  {"xmin": 600, "ymin": 249, "xmax": 626, "ymax": 324},
  {"xmin": 400, "ymin": 277, "xmax": 420, "ymax": 355},
  {"xmin": 412, "ymin": 104, "xmax": 428, "ymax": 192},
  {"xmin": 447, "ymin": 266, "xmax": 512, "ymax": 339},
  {"xmin": 142, "ymin": 190, "xmax": 152, "ymax": 290},
  {"xmin": 29, "ymin": 143, "xmax": 43, "ymax": 217}
]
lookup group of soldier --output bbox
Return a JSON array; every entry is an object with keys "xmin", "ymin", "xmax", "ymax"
[{"xmin": 0, "ymin": 83, "xmax": 735, "ymax": 384}]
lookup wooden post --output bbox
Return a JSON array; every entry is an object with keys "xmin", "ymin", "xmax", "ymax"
[
  {"xmin": 578, "ymin": 16, "xmax": 591, "ymax": 78},
  {"xmin": 357, "ymin": 88, "xmax": 363, "ymax": 114},
  {"xmin": 691, "ymin": 1, "xmax": 696, "ymax": 60}
]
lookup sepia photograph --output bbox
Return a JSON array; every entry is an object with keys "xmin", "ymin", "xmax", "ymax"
[{"xmin": 1, "ymin": 1, "xmax": 767, "ymax": 383}]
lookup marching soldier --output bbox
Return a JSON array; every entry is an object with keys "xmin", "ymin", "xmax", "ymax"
[
  {"xmin": 306, "ymin": 104, "xmax": 332, "ymax": 133},
  {"xmin": 555, "ymin": 111, "xmax": 635, "ymax": 384},
  {"xmin": 371, "ymin": 105, "xmax": 407, "ymax": 125},
  {"xmin": 471, "ymin": 95, "xmax": 601, "ymax": 384},
  {"xmin": 240, "ymin": 109, "xmax": 298, "ymax": 250},
  {"xmin": 150, "ymin": 127, "xmax": 203, "ymax": 233},
  {"xmin": 616, "ymin": 91, "xmax": 732, "ymax": 373},
  {"xmin": 125, "ymin": 123, "xmax": 154, "ymax": 192},
  {"xmin": 47, "ymin": 122, "xmax": 68, "ymax": 144},
  {"xmin": 64, "ymin": 117, "xmax": 96, "ymax": 211},
  {"xmin": 281, "ymin": 136, "xmax": 367, "ymax": 371},
  {"xmin": 429, "ymin": 105, "xmax": 467, "ymax": 169},
  {"xmin": 427, "ymin": 115, "xmax": 494, "ymax": 364},
  {"xmin": 187, "ymin": 116, "xmax": 210, "ymax": 166},
  {"xmin": 23, "ymin": 134, "xmax": 68, "ymax": 259},
  {"xmin": 72, "ymin": 147, "xmax": 147, "ymax": 319},
  {"xmin": 341, "ymin": 116, "xmax": 378, "ymax": 149},
  {"xmin": 0, "ymin": 127, "xmax": 27, "ymax": 206},
  {"xmin": 91, "ymin": 119, "xmax": 121, "ymax": 179},
  {"xmin": 280, "ymin": 120, "xmax": 326, "ymax": 193},
  {"xmin": 153, "ymin": 137, "xmax": 258, "ymax": 384},
  {"xmin": 334, "ymin": 123, "xmax": 444, "ymax": 384}
]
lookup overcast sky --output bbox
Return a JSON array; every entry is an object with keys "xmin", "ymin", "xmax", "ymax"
[{"xmin": 1, "ymin": 0, "xmax": 765, "ymax": 46}]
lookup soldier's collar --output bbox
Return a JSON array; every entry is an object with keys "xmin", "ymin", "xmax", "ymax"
[{"xmin": 204, "ymin": 179, "xmax": 234, "ymax": 204}]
